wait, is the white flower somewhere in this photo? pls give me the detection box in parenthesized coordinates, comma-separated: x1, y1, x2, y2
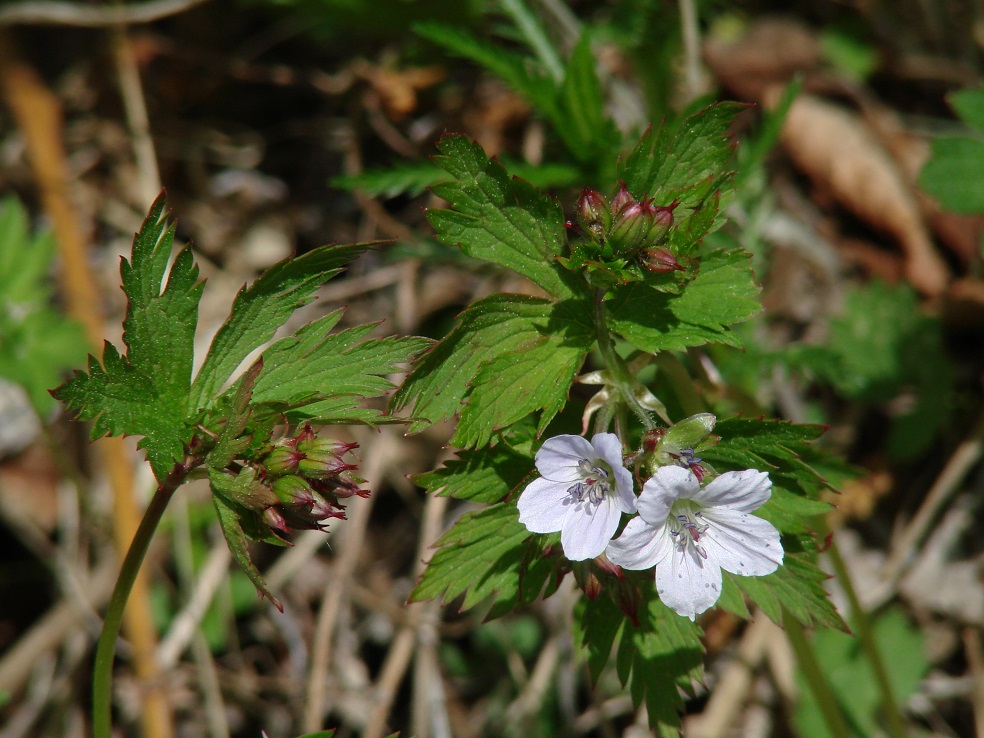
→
(517, 433, 637, 561)
(606, 465, 782, 619)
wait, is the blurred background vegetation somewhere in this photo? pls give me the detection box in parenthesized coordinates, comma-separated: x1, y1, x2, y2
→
(0, 0, 983, 736)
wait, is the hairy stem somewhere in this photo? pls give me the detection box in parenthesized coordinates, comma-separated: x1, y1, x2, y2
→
(92, 460, 192, 738)
(593, 289, 656, 432)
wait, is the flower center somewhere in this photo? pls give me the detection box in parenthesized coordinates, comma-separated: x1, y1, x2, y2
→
(567, 459, 611, 505)
(669, 446, 705, 482)
(668, 501, 709, 559)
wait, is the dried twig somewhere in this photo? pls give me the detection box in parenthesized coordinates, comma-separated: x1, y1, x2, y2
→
(0, 0, 210, 27)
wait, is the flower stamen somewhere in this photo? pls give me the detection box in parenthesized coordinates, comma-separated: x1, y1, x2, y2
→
(669, 508, 709, 559)
(568, 459, 611, 504)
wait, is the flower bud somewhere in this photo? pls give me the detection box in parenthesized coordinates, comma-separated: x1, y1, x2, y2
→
(609, 199, 658, 252)
(272, 474, 316, 506)
(663, 413, 716, 450)
(640, 247, 685, 273)
(262, 444, 303, 475)
(610, 181, 633, 216)
(298, 453, 358, 480)
(576, 188, 611, 242)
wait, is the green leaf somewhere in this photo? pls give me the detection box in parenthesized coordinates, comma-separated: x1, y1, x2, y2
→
(608, 248, 760, 352)
(919, 136, 984, 213)
(582, 588, 704, 736)
(793, 608, 928, 738)
(414, 22, 557, 107)
(189, 243, 368, 411)
(332, 160, 449, 198)
(54, 194, 203, 481)
(392, 294, 593, 443)
(736, 553, 846, 631)
(619, 102, 746, 207)
(428, 135, 578, 299)
(498, 0, 564, 83)
(556, 31, 619, 165)
(250, 310, 431, 423)
(409, 502, 559, 618)
(211, 484, 282, 611)
(950, 86, 984, 131)
(700, 417, 836, 534)
(919, 87, 984, 213)
(414, 444, 534, 503)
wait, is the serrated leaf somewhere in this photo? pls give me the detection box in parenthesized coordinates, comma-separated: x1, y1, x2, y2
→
(452, 314, 593, 447)
(409, 502, 558, 617)
(250, 310, 431, 423)
(207, 361, 262, 469)
(189, 243, 368, 411)
(392, 294, 593, 441)
(700, 417, 835, 533)
(414, 21, 557, 108)
(211, 478, 282, 611)
(556, 31, 619, 165)
(607, 248, 760, 352)
(583, 588, 704, 736)
(428, 135, 578, 299)
(332, 160, 449, 198)
(414, 444, 534, 503)
(54, 194, 203, 481)
(736, 554, 846, 631)
(498, 0, 564, 82)
(619, 102, 746, 206)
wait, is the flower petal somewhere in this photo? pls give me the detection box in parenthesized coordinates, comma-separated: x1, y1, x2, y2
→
(591, 433, 637, 513)
(560, 496, 622, 561)
(701, 508, 783, 576)
(655, 545, 723, 620)
(694, 469, 771, 512)
(517, 477, 571, 534)
(638, 465, 699, 524)
(606, 517, 672, 570)
(535, 435, 596, 482)
(591, 433, 636, 513)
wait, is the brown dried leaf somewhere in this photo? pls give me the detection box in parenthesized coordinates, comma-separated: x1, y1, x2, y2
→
(771, 92, 950, 296)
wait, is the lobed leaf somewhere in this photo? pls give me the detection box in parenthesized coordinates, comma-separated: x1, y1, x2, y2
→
(582, 588, 704, 736)
(55, 194, 203, 481)
(392, 294, 593, 442)
(414, 444, 534, 504)
(409, 502, 560, 618)
(736, 553, 847, 631)
(211, 479, 282, 611)
(607, 248, 760, 352)
(189, 243, 368, 411)
(619, 102, 746, 207)
(428, 135, 578, 299)
(250, 310, 431, 423)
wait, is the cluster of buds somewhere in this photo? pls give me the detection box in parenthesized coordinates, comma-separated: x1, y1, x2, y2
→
(576, 183, 684, 273)
(218, 424, 365, 542)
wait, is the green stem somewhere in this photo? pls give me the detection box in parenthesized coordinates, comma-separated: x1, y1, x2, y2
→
(593, 289, 656, 431)
(826, 538, 909, 738)
(784, 611, 851, 738)
(92, 462, 190, 738)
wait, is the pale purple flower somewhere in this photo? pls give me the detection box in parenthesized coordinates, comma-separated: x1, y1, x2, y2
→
(517, 433, 636, 561)
(606, 465, 782, 619)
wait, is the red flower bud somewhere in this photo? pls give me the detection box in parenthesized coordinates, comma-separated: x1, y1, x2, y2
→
(610, 181, 633, 216)
(576, 188, 611, 242)
(640, 247, 684, 273)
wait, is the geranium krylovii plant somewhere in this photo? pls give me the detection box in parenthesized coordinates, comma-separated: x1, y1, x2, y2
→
(52, 195, 430, 738)
(394, 104, 846, 735)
